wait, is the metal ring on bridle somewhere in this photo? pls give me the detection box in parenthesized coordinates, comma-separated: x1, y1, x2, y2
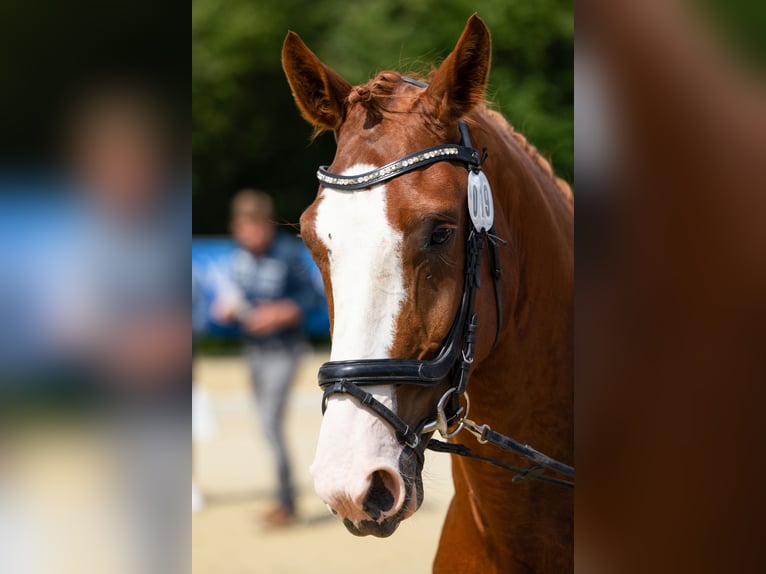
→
(421, 388, 471, 439)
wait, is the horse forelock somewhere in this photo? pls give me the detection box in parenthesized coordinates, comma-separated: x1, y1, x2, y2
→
(341, 71, 460, 140)
(346, 72, 404, 108)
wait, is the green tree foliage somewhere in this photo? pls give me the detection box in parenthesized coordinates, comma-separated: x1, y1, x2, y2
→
(193, 0, 573, 233)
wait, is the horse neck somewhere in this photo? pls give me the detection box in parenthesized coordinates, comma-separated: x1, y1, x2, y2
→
(457, 108, 574, 507)
(467, 105, 573, 421)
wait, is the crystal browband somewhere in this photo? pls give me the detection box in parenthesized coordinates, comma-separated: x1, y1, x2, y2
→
(317, 143, 481, 191)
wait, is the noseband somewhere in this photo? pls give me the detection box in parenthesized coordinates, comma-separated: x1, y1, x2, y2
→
(315, 96, 574, 487)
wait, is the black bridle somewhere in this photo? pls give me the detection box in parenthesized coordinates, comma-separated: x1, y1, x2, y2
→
(315, 104, 574, 488)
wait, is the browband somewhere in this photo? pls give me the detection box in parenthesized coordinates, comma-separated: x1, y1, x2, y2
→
(317, 144, 481, 191)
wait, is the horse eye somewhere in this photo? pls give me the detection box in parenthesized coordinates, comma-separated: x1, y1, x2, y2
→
(429, 227, 453, 246)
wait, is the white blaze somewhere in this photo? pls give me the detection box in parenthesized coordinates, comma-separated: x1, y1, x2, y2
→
(310, 164, 407, 520)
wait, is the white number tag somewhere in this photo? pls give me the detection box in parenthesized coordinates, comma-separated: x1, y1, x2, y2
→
(467, 171, 494, 232)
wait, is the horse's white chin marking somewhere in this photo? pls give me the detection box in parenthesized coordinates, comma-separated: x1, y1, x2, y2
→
(310, 164, 407, 520)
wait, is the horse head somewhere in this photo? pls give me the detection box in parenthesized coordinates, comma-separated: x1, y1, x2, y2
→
(282, 15, 497, 537)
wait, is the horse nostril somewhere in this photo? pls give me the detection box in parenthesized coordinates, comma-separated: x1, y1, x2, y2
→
(362, 469, 398, 520)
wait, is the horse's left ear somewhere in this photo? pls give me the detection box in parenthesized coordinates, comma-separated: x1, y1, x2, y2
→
(424, 14, 491, 122)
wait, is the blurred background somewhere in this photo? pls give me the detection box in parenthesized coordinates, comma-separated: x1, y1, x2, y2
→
(0, 2, 188, 574)
(577, 2, 766, 574)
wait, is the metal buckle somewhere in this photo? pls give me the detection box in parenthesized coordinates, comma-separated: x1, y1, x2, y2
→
(421, 388, 471, 439)
(462, 418, 490, 444)
(404, 432, 420, 449)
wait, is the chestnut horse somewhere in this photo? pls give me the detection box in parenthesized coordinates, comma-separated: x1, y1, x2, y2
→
(282, 15, 573, 573)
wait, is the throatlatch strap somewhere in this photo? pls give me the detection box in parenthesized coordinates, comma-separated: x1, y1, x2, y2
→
(486, 226, 504, 349)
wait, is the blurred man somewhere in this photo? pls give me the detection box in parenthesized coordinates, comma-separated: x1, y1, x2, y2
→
(213, 189, 315, 526)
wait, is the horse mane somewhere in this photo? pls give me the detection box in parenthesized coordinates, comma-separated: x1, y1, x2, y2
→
(344, 71, 572, 200)
(480, 107, 573, 202)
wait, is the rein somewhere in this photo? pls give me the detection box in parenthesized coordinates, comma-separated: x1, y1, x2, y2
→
(316, 109, 574, 488)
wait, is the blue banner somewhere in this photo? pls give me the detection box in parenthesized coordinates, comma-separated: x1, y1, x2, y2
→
(192, 237, 330, 338)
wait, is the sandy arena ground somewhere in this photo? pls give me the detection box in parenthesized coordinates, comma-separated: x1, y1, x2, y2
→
(193, 352, 454, 574)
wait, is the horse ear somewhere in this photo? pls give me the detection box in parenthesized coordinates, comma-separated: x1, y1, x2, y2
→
(424, 14, 491, 122)
(282, 31, 352, 132)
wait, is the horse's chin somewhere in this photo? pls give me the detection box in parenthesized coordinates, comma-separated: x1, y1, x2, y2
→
(342, 491, 422, 537)
(343, 517, 400, 538)
(342, 469, 424, 537)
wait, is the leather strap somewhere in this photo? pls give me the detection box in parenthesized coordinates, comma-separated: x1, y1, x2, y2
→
(486, 227, 504, 349)
(322, 381, 421, 449)
(427, 439, 573, 488)
(318, 144, 481, 191)
(474, 425, 574, 477)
